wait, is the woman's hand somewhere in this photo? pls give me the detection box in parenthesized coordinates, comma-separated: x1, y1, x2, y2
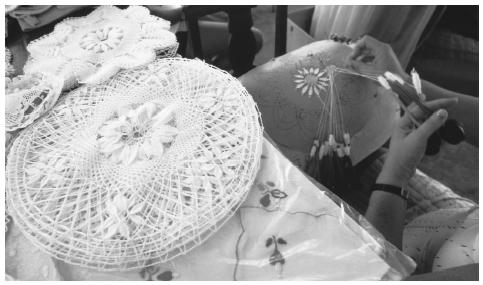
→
(347, 35, 478, 147)
(377, 98, 458, 187)
(346, 35, 408, 79)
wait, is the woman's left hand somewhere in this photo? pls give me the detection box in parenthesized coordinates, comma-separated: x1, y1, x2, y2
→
(377, 97, 458, 187)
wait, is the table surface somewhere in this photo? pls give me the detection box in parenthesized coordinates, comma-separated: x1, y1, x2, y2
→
(5, 136, 415, 280)
(5, 8, 415, 280)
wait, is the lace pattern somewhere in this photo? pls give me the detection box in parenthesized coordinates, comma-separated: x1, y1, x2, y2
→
(5, 72, 63, 132)
(23, 5, 178, 90)
(6, 58, 263, 271)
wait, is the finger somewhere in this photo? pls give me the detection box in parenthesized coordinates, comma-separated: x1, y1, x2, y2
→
(348, 41, 367, 60)
(413, 109, 448, 140)
(396, 102, 418, 138)
(397, 98, 458, 131)
(345, 59, 384, 74)
(407, 98, 458, 121)
(354, 58, 387, 71)
(349, 35, 388, 60)
(345, 59, 362, 72)
(348, 35, 376, 59)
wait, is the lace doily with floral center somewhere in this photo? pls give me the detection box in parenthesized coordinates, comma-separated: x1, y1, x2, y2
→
(23, 5, 178, 90)
(5, 72, 63, 132)
(6, 58, 263, 271)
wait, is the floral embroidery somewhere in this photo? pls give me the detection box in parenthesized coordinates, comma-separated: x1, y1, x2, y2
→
(140, 265, 177, 281)
(198, 86, 240, 115)
(79, 26, 124, 53)
(25, 155, 69, 187)
(257, 181, 288, 208)
(266, 235, 287, 278)
(100, 193, 144, 239)
(97, 102, 178, 165)
(294, 67, 329, 98)
(184, 145, 239, 190)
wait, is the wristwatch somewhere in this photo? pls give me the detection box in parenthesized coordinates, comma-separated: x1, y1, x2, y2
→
(372, 183, 409, 200)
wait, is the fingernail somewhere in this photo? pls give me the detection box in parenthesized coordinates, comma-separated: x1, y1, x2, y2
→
(435, 109, 447, 120)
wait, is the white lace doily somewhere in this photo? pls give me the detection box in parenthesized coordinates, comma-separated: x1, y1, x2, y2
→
(6, 58, 263, 271)
(23, 5, 178, 90)
(5, 72, 63, 132)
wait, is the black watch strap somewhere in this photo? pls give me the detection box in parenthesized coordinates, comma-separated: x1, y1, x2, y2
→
(372, 183, 409, 200)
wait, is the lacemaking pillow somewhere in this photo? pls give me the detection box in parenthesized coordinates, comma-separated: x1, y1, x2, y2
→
(6, 58, 263, 271)
(240, 40, 399, 165)
(23, 5, 178, 90)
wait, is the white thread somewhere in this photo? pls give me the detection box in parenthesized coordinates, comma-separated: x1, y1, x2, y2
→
(6, 58, 264, 271)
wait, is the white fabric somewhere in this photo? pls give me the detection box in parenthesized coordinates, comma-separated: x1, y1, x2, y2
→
(6, 138, 415, 280)
(6, 58, 263, 271)
(310, 5, 436, 67)
(23, 5, 178, 90)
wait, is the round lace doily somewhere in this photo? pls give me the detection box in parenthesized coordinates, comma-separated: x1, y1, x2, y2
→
(6, 58, 263, 271)
(5, 72, 63, 132)
(23, 5, 178, 90)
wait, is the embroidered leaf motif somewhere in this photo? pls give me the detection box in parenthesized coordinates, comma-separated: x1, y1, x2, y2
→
(140, 265, 160, 281)
(157, 270, 173, 281)
(266, 181, 275, 187)
(256, 183, 266, 192)
(260, 194, 271, 207)
(270, 189, 288, 199)
(277, 238, 287, 245)
(265, 237, 273, 247)
(269, 249, 285, 265)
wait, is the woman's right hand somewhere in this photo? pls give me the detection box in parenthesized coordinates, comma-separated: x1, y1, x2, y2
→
(345, 35, 408, 80)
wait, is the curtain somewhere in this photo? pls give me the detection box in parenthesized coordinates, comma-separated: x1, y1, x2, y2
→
(310, 5, 436, 68)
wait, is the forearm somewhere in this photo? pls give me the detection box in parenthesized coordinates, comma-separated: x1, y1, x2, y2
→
(365, 191, 406, 249)
(364, 167, 407, 249)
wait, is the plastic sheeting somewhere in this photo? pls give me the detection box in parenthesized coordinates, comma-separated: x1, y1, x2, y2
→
(5, 137, 415, 280)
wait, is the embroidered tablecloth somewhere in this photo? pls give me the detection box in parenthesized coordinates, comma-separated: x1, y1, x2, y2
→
(5, 137, 415, 280)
